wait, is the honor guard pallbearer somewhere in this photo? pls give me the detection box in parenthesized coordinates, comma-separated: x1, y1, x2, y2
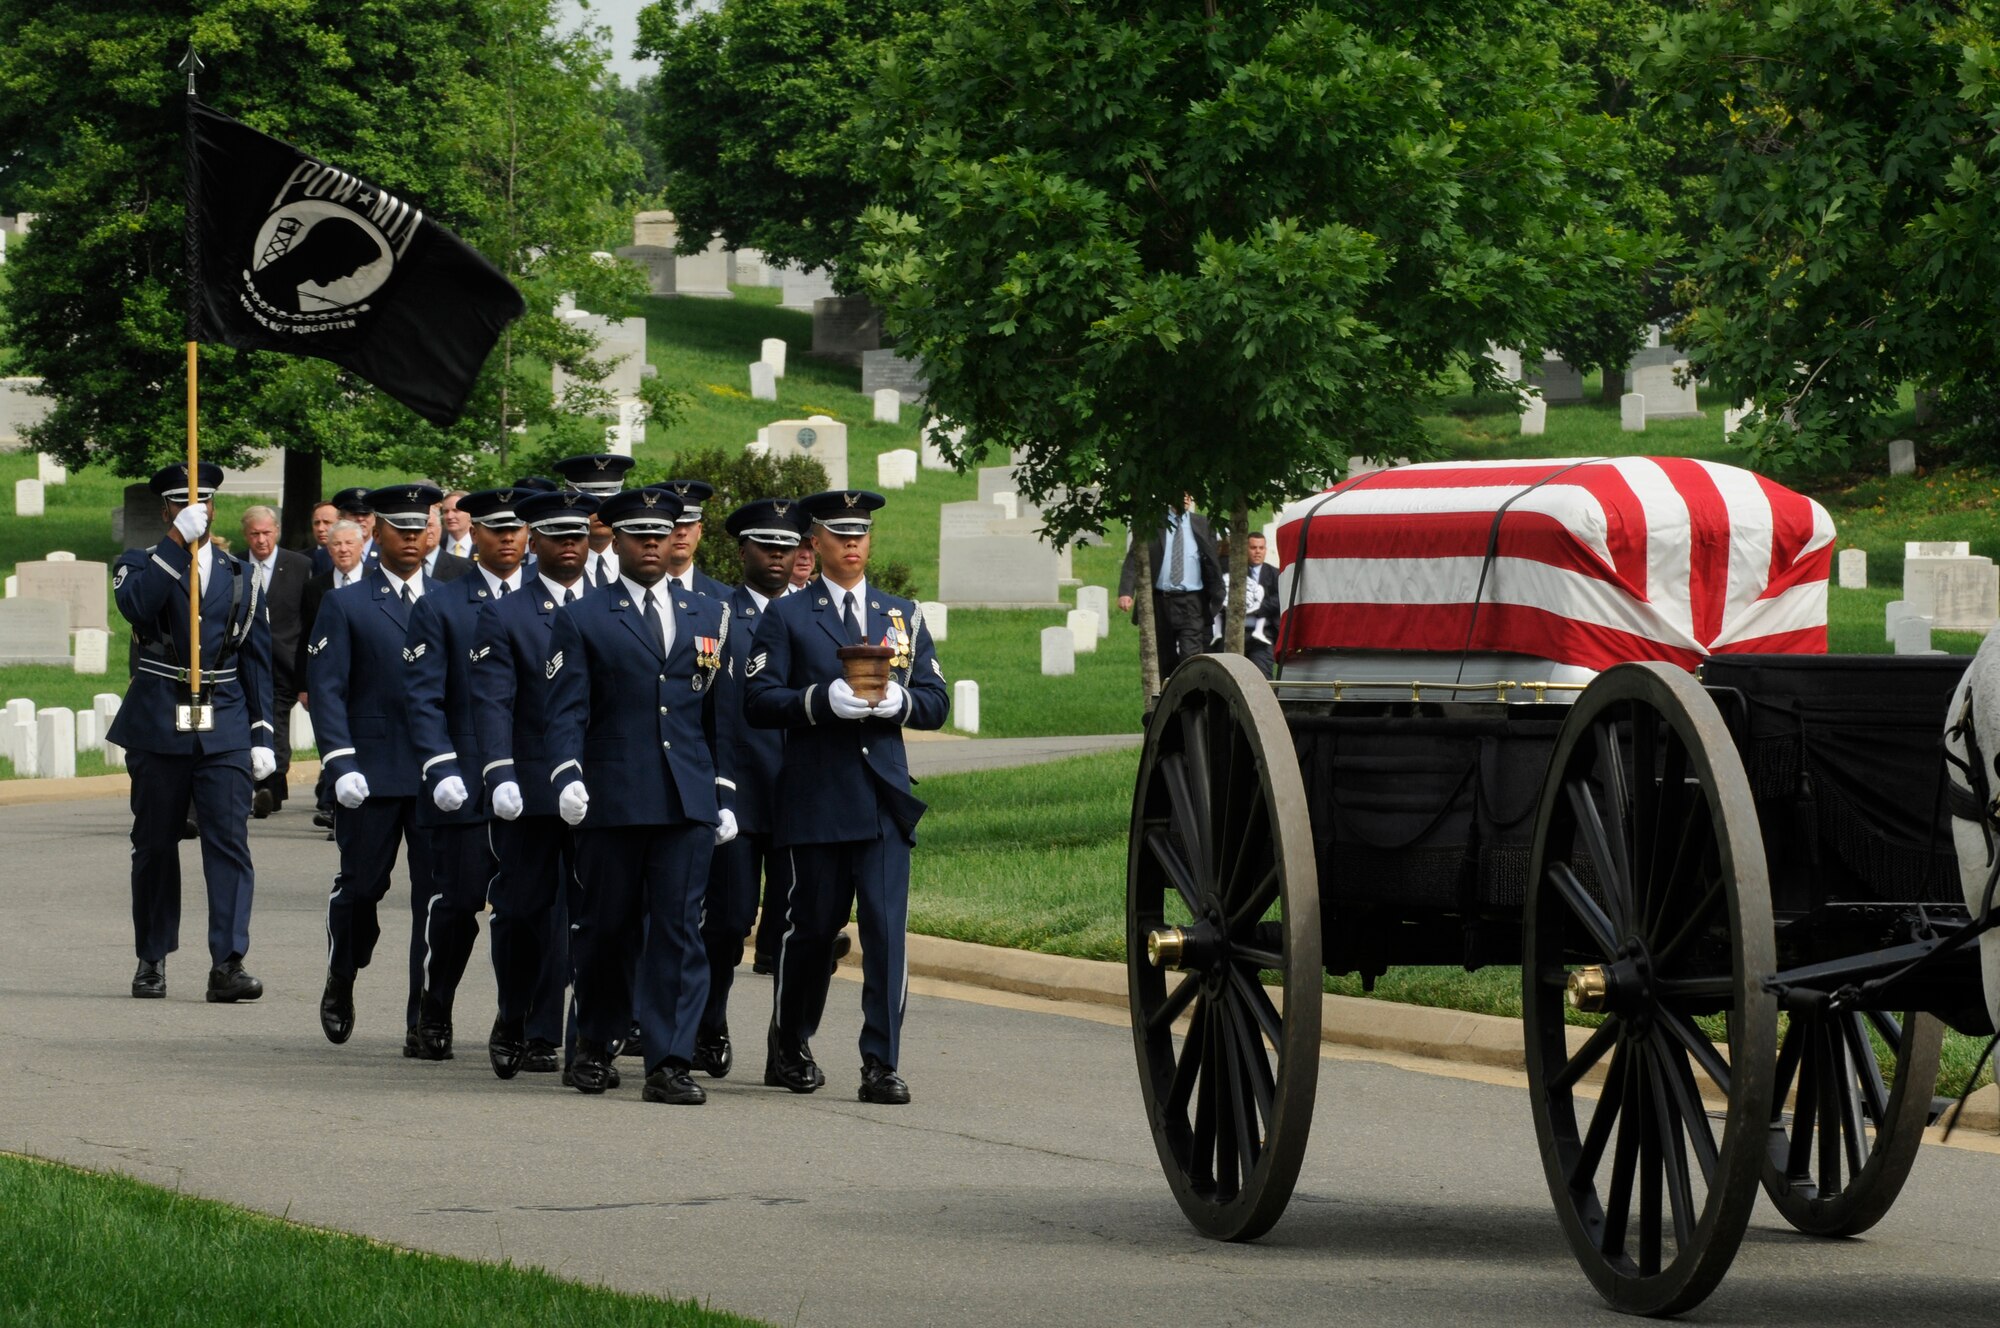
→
(309, 483, 444, 1051)
(112, 462, 274, 1003)
(544, 487, 740, 1104)
(646, 478, 733, 600)
(692, 497, 811, 1077)
(473, 489, 602, 1081)
(744, 489, 949, 1103)
(403, 487, 530, 1060)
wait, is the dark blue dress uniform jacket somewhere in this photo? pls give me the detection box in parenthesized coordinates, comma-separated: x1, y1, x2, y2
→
(720, 584, 786, 836)
(544, 584, 737, 828)
(305, 567, 438, 797)
(743, 579, 949, 847)
(404, 572, 506, 825)
(471, 580, 570, 819)
(107, 538, 274, 755)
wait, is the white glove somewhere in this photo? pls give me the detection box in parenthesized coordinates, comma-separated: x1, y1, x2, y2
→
(249, 746, 276, 781)
(714, 807, 738, 846)
(334, 771, 370, 808)
(558, 781, 590, 827)
(872, 681, 907, 720)
(173, 504, 209, 544)
(828, 677, 875, 720)
(432, 774, 467, 812)
(492, 781, 524, 822)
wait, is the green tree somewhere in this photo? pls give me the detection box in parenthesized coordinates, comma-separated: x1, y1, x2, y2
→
(634, 0, 934, 274)
(0, 1, 662, 529)
(859, 0, 1650, 691)
(603, 73, 668, 201)
(1639, 1, 1992, 470)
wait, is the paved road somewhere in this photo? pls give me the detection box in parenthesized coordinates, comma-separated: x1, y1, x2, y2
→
(4, 784, 1998, 1326)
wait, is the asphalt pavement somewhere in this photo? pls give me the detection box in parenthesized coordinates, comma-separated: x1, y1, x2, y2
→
(4, 753, 1999, 1326)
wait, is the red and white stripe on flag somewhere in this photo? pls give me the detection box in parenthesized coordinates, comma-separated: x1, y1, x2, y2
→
(1272, 457, 1833, 671)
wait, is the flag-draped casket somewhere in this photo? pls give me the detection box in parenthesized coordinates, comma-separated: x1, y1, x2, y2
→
(1273, 457, 1834, 672)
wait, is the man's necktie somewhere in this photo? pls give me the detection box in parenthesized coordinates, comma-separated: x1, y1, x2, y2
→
(496, 580, 510, 597)
(1167, 514, 1186, 591)
(562, 587, 576, 606)
(639, 589, 663, 653)
(842, 590, 864, 645)
(401, 584, 413, 606)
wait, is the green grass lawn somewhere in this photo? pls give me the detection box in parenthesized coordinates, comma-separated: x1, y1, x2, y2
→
(0, 1152, 760, 1327)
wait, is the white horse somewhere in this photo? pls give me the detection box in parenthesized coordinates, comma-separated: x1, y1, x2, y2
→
(1943, 629, 2000, 1034)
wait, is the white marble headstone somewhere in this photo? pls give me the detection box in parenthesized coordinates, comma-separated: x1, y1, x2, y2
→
(1519, 396, 1546, 437)
(93, 693, 121, 737)
(1620, 393, 1646, 432)
(72, 627, 108, 675)
(8, 716, 37, 776)
(1836, 548, 1867, 590)
(36, 453, 65, 485)
(760, 338, 787, 378)
(1906, 541, 1969, 559)
(75, 709, 100, 753)
(920, 421, 962, 471)
(16, 559, 109, 631)
(952, 679, 980, 733)
(15, 477, 44, 516)
(877, 449, 918, 490)
(993, 492, 1019, 520)
(1067, 609, 1099, 654)
(3, 576, 14, 598)
(1076, 585, 1111, 637)
(36, 707, 74, 779)
(872, 388, 901, 424)
(1040, 625, 1075, 676)
(761, 418, 847, 489)
(1893, 615, 1934, 655)
(919, 601, 947, 642)
(45, 551, 75, 562)
(749, 361, 777, 401)
(1885, 599, 1913, 642)
(1889, 438, 1916, 476)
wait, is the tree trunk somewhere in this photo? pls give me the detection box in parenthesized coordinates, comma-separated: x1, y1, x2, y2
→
(280, 449, 323, 552)
(1600, 365, 1625, 403)
(1223, 495, 1249, 655)
(1135, 546, 1161, 713)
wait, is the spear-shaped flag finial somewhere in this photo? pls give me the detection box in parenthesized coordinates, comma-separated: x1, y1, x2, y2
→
(178, 43, 204, 98)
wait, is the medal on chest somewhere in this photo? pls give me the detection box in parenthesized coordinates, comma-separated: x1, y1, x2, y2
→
(887, 608, 911, 673)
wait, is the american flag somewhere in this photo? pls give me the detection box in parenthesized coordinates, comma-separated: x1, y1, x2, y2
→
(1273, 457, 1834, 672)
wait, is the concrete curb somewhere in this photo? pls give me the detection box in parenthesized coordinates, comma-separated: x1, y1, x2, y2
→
(901, 933, 2000, 1134)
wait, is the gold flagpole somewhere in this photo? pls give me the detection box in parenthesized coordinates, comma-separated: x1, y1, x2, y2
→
(186, 339, 202, 694)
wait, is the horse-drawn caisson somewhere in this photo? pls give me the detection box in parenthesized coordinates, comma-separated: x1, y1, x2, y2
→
(1124, 457, 1999, 1315)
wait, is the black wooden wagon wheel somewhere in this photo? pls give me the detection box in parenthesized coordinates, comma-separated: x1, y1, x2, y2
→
(1128, 652, 1322, 1241)
(1524, 662, 1776, 1317)
(1761, 1005, 1943, 1237)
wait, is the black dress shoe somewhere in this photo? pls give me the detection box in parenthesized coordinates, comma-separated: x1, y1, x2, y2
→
(643, 1062, 707, 1105)
(131, 959, 165, 1000)
(205, 959, 263, 1003)
(522, 1038, 560, 1073)
(488, 1018, 526, 1079)
(319, 972, 355, 1044)
(764, 1026, 822, 1094)
(251, 788, 274, 819)
(312, 809, 334, 829)
(181, 817, 199, 841)
(403, 1027, 421, 1058)
(415, 995, 453, 1061)
(858, 1053, 911, 1105)
(693, 1028, 732, 1078)
(621, 1021, 644, 1063)
(561, 1059, 620, 1090)
(751, 950, 775, 976)
(832, 929, 853, 967)
(567, 1042, 615, 1094)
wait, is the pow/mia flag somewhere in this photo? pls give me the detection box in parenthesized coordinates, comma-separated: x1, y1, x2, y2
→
(186, 99, 525, 426)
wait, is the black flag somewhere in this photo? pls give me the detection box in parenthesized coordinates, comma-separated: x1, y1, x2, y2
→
(186, 99, 525, 426)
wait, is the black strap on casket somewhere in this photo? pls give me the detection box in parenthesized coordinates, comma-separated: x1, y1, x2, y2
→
(1453, 457, 1605, 685)
(1274, 466, 1403, 679)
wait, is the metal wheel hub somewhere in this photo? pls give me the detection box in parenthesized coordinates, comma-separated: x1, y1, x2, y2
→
(1566, 944, 1654, 1017)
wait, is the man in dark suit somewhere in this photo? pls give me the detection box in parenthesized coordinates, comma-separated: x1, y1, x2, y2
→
(693, 497, 807, 1078)
(1242, 531, 1281, 677)
(240, 505, 311, 815)
(475, 489, 598, 1082)
(308, 484, 443, 1052)
(745, 489, 950, 1104)
(308, 500, 339, 577)
(649, 478, 733, 600)
(110, 462, 274, 1004)
(404, 487, 529, 1060)
(1117, 496, 1223, 683)
(422, 506, 475, 583)
(545, 486, 738, 1105)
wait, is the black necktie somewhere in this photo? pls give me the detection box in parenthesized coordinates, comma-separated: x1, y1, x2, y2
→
(842, 591, 863, 645)
(496, 580, 510, 597)
(639, 590, 663, 653)
(562, 587, 576, 606)
(400, 583, 413, 606)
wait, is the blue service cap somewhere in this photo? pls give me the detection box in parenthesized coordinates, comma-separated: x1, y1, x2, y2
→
(513, 475, 561, 494)
(599, 486, 686, 536)
(150, 461, 224, 503)
(458, 487, 528, 529)
(330, 485, 373, 514)
(648, 478, 714, 524)
(553, 453, 636, 496)
(725, 497, 808, 548)
(366, 482, 444, 531)
(516, 489, 599, 538)
(797, 488, 886, 537)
